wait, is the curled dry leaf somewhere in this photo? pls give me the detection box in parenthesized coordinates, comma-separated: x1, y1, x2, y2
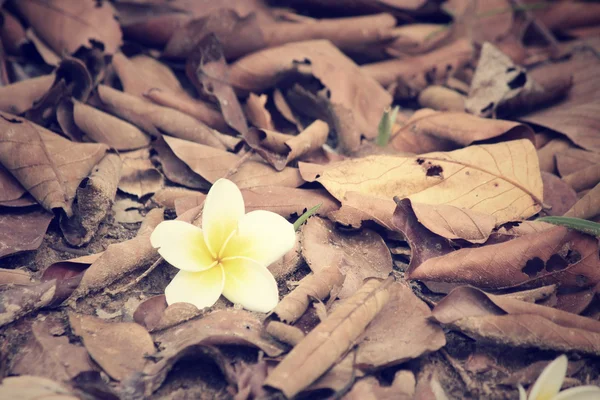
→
(0, 75, 53, 114)
(133, 294, 202, 332)
(245, 93, 274, 130)
(135, 309, 284, 396)
(266, 321, 305, 347)
(0, 113, 108, 216)
(118, 148, 164, 198)
(245, 120, 329, 171)
(355, 282, 445, 369)
(14, 0, 122, 56)
(60, 153, 122, 246)
(541, 171, 577, 217)
(410, 225, 600, 290)
(389, 110, 534, 154)
(344, 370, 416, 400)
(418, 85, 465, 112)
(69, 313, 155, 381)
(537, 138, 572, 174)
(304, 350, 363, 395)
(0, 268, 32, 286)
(229, 40, 392, 152)
(152, 136, 210, 190)
(562, 164, 600, 192)
(271, 265, 344, 324)
(264, 278, 392, 398)
(162, 135, 304, 188)
(0, 164, 27, 205)
(301, 139, 544, 226)
(0, 206, 53, 258)
(556, 148, 600, 177)
(300, 217, 393, 298)
(564, 182, 600, 220)
(432, 286, 600, 355)
(0, 376, 78, 400)
(11, 318, 94, 381)
(151, 187, 203, 210)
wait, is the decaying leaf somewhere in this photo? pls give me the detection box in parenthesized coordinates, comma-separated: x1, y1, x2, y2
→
(0, 206, 53, 258)
(69, 313, 155, 381)
(556, 148, 600, 177)
(301, 217, 393, 298)
(327, 191, 396, 230)
(271, 265, 344, 324)
(11, 318, 94, 381)
(301, 139, 544, 225)
(245, 93, 274, 130)
(432, 286, 600, 355)
(564, 182, 600, 220)
(0, 113, 108, 216)
(133, 294, 202, 332)
(264, 278, 392, 398)
(0, 376, 78, 399)
(541, 171, 578, 217)
(0, 75, 54, 114)
(0, 281, 56, 328)
(118, 148, 164, 198)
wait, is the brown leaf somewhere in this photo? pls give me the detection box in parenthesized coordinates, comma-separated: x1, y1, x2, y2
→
(0, 75, 53, 114)
(417, 85, 465, 112)
(355, 282, 445, 369)
(229, 40, 392, 152)
(301, 217, 393, 298)
(541, 171, 577, 216)
(11, 318, 94, 381)
(162, 135, 304, 188)
(233, 359, 270, 400)
(60, 153, 122, 246)
(564, 182, 600, 220)
(0, 113, 108, 216)
(389, 110, 534, 154)
(556, 148, 600, 177)
(0, 280, 55, 328)
(386, 23, 451, 56)
(112, 199, 144, 224)
(271, 265, 344, 324)
(0, 376, 78, 399)
(245, 93, 274, 130)
(0, 163, 27, 205)
(0, 268, 32, 285)
(246, 120, 329, 171)
(562, 163, 600, 192)
(187, 33, 248, 134)
(537, 138, 572, 174)
(0, 10, 27, 55)
(264, 278, 392, 398)
(151, 187, 203, 210)
(15, 0, 122, 56)
(152, 136, 210, 190)
(302, 140, 544, 225)
(266, 321, 305, 347)
(0, 206, 53, 258)
(432, 286, 600, 355)
(344, 370, 415, 400)
(409, 225, 600, 290)
(69, 313, 155, 381)
(328, 191, 396, 230)
(133, 294, 202, 332)
(118, 148, 164, 198)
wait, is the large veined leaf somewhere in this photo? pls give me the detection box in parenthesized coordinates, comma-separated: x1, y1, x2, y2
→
(300, 139, 543, 225)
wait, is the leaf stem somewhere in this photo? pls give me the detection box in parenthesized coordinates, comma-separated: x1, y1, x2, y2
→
(293, 204, 322, 231)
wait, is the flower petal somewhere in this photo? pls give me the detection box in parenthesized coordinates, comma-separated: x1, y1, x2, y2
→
(150, 220, 215, 272)
(221, 210, 296, 266)
(221, 257, 279, 312)
(203, 179, 245, 257)
(528, 355, 568, 400)
(553, 386, 600, 400)
(164, 266, 225, 309)
(518, 385, 527, 400)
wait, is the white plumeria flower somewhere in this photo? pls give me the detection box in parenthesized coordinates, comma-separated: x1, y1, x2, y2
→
(150, 179, 296, 313)
(519, 355, 600, 400)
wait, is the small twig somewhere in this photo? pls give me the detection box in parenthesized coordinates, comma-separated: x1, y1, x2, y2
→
(223, 148, 254, 180)
(106, 256, 163, 296)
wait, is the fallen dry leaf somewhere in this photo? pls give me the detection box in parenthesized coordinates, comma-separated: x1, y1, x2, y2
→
(327, 191, 396, 230)
(246, 120, 329, 171)
(0, 75, 53, 114)
(15, 0, 122, 58)
(229, 40, 391, 152)
(0, 376, 78, 400)
(0, 268, 32, 286)
(266, 321, 305, 347)
(152, 136, 210, 190)
(271, 265, 344, 324)
(301, 217, 393, 298)
(302, 139, 543, 225)
(245, 93, 274, 130)
(355, 282, 445, 369)
(11, 318, 94, 382)
(344, 370, 415, 400)
(264, 278, 392, 398)
(418, 85, 466, 112)
(133, 294, 202, 332)
(112, 198, 145, 224)
(69, 313, 155, 381)
(0, 280, 56, 327)
(556, 148, 600, 177)
(0, 113, 108, 216)
(562, 163, 600, 192)
(564, 182, 600, 220)
(541, 171, 578, 217)
(537, 138, 572, 174)
(118, 148, 164, 198)
(0, 206, 53, 258)
(432, 286, 600, 355)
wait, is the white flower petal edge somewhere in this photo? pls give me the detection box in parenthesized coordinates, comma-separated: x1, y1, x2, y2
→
(221, 257, 279, 313)
(165, 266, 225, 309)
(221, 210, 296, 266)
(150, 220, 215, 272)
(202, 179, 245, 258)
(528, 355, 568, 400)
(553, 386, 600, 400)
(518, 385, 528, 400)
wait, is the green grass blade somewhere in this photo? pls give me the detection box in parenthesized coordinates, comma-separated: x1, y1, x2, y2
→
(376, 106, 399, 147)
(536, 216, 600, 237)
(293, 204, 322, 231)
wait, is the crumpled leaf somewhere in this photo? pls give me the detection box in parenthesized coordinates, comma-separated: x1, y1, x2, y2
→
(271, 265, 344, 324)
(0, 376, 78, 400)
(389, 110, 534, 154)
(564, 182, 600, 220)
(541, 171, 577, 217)
(229, 40, 392, 152)
(15, 0, 122, 57)
(0, 206, 53, 258)
(301, 139, 544, 226)
(432, 286, 600, 355)
(246, 120, 329, 171)
(245, 93, 274, 130)
(410, 225, 600, 290)
(0, 113, 108, 216)
(264, 278, 392, 398)
(11, 318, 94, 381)
(301, 217, 393, 298)
(69, 313, 155, 381)
(118, 148, 164, 198)
(133, 294, 202, 332)
(0, 75, 53, 115)
(355, 282, 446, 369)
